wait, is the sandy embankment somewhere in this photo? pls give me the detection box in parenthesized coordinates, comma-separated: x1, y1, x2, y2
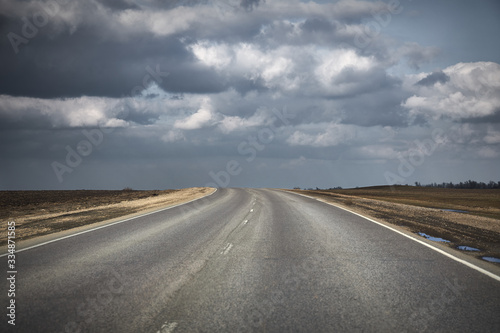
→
(1, 187, 215, 245)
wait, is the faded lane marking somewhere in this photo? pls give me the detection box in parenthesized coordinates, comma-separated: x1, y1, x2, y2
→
(157, 321, 177, 333)
(221, 243, 233, 255)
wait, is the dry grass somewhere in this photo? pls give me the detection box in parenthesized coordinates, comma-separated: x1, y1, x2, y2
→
(314, 185, 500, 220)
(0, 187, 214, 245)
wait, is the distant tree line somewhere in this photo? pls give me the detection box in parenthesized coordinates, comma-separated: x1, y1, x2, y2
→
(294, 186, 343, 190)
(294, 181, 500, 190)
(414, 180, 500, 189)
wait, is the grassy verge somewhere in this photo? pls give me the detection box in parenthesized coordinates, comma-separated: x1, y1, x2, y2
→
(307, 185, 500, 220)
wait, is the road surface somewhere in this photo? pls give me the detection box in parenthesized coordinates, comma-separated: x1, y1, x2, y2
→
(2, 188, 500, 332)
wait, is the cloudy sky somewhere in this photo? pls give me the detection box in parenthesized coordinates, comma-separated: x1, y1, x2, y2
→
(1, 0, 500, 190)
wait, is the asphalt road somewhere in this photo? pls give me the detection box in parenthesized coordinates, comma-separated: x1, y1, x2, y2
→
(2, 188, 500, 332)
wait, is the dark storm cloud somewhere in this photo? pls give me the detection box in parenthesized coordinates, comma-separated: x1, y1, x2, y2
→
(96, 0, 140, 10)
(0, 0, 398, 98)
(339, 89, 409, 127)
(240, 0, 262, 11)
(460, 111, 500, 124)
(138, 0, 212, 10)
(1, 0, 500, 190)
(416, 70, 450, 86)
(0, 108, 54, 130)
(0, 0, 290, 99)
(0, 20, 226, 98)
(300, 17, 337, 33)
(328, 67, 398, 99)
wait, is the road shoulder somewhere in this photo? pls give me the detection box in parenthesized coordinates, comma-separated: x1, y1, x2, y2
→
(282, 189, 500, 280)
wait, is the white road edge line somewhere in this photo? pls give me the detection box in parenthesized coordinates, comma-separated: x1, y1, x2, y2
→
(0, 188, 218, 258)
(287, 190, 500, 282)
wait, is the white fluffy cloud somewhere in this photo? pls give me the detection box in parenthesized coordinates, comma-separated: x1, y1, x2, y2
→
(287, 123, 357, 147)
(174, 99, 215, 130)
(218, 107, 273, 133)
(315, 49, 373, 83)
(118, 6, 199, 36)
(190, 41, 234, 70)
(0, 95, 126, 128)
(402, 62, 500, 121)
(190, 40, 379, 97)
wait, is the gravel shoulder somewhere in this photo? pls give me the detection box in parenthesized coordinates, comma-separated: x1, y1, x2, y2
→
(1, 187, 215, 246)
(287, 188, 500, 263)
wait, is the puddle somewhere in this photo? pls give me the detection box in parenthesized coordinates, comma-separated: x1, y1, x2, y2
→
(457, 246, 480, 252)
(417, 232, 450, 243)
(482, 257, 500, 263)
(440, 208, 468, 213)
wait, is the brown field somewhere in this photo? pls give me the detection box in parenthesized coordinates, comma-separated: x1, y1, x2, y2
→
(0, 188, 214, 246)
(317, 185, 500, 220)
(289, 186, 500, 262)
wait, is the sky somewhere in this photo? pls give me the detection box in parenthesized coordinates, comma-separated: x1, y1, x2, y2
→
(1, 0, 500, 190)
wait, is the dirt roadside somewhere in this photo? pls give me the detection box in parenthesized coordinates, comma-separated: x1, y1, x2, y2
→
(0, 188, 215, 246)
(287, 189, 500, 264)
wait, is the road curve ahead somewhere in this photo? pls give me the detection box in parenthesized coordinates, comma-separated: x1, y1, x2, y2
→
(2, 188, 500, 332)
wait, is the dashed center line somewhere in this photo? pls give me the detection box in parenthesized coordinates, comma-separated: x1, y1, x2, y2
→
(250, 209, 254, 212)
(157, 321, 177, 333)
(243, 220, 249, 225)
(221, 243, 233, 255)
